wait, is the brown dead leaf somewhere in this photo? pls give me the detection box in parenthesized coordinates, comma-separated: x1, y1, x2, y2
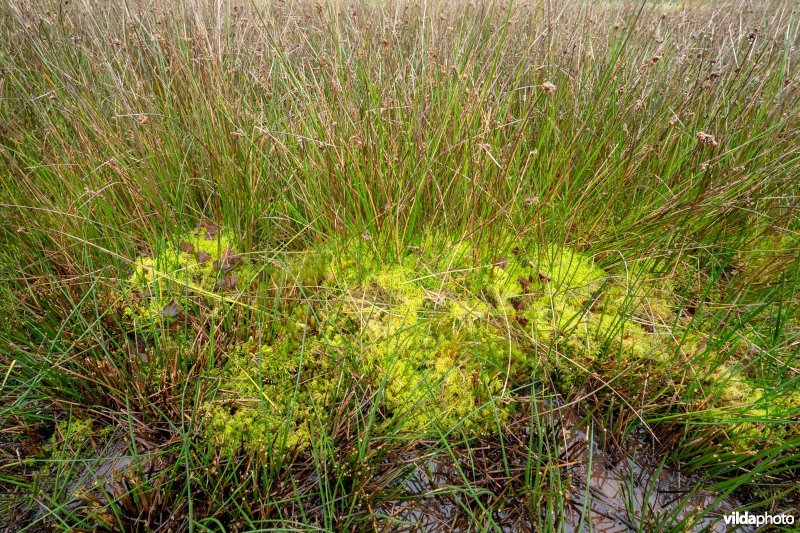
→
(215, 247, 240, 273)
(216, 276, 238, 290)
(160, 300, 180, 319)
(195, 220, 220, 240)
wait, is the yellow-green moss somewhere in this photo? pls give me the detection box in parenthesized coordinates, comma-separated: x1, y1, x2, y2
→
(125, 226, 254, 324)
(48, 418, 94, 454)
(201, 238, 688, 449)
(475, 246, 673, 390)
(120, 230, 797, 459)
(35, 418, 115, 492)
(703, 365, 800, 453)
(331, 259, 518, 435)
(203, 336, 339, 457)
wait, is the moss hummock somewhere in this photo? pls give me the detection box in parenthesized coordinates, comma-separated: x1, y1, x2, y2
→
(122, 229, 795, 460)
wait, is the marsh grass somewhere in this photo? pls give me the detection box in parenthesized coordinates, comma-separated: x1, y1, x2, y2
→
(1, 0, 799, 530)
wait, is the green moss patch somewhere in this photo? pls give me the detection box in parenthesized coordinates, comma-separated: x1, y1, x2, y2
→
(203, 335, 341, 456)
(124, 221, 256, 325)
(123, 230, 797, 461)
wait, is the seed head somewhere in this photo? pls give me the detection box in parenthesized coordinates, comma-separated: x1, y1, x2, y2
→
(696, 131, 718, 146)
(541, 81, 556, 94)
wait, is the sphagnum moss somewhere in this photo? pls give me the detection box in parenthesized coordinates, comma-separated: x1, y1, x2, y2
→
(125, 222, 255, 325)
(122, 231, 781, 458)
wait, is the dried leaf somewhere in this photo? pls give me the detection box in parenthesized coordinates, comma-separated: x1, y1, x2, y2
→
(127, 334, 149, 363)
(216, 276, 238, 290)
(194, 220, 220, 240)
(215, 247, 240, 273)
(179, 241, 194, 254)
(195, 251, 211, 264)
(204, 224, 220, 240)
(160, 300, 180, 318)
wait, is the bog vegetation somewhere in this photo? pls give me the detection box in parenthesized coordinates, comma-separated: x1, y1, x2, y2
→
(0, 0, 798, 530)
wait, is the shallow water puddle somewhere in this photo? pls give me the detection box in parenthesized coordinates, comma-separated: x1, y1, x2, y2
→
(560, 420, 742, 532)
(376, 404, 748, 532)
